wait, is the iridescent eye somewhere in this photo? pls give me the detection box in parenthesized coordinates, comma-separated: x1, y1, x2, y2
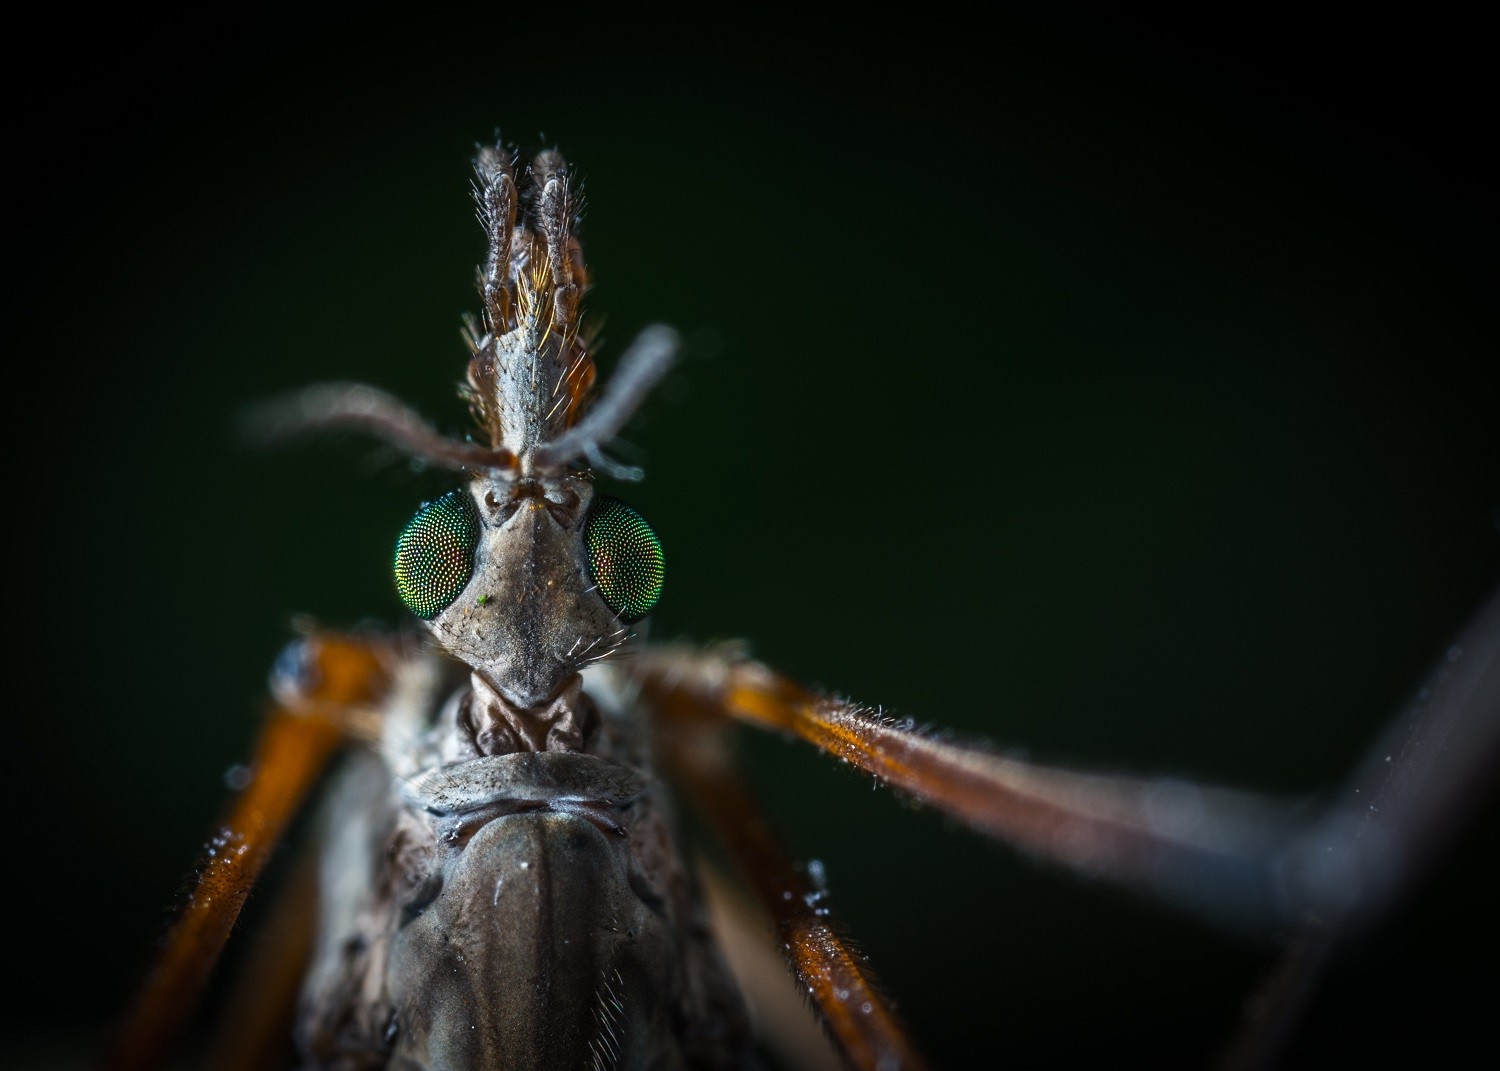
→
(585, 496, 665, 623)
(393, 490, 479, 619)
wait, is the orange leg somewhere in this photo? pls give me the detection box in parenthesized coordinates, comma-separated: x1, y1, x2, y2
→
(649, 679, 929, 1071)
(104, 632, 393, 1071)
(198, 835, 320, 1071)
(635, 645, 1305, 935)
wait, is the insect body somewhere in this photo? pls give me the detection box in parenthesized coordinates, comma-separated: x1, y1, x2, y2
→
(110, 144, 750, 1071)
(285, 146, 740, 1068)
(106, 142, 1500, 1071)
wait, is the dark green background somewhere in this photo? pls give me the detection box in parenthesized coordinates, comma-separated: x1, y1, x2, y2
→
(11, 15, 1497, 1071)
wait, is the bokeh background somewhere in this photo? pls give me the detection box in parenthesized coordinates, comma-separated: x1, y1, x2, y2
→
(10, 14, 1497, 1070)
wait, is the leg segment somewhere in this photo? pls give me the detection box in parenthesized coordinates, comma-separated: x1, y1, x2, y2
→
(639, 583, 1500, 1063)
(648, 679, 929, 1071)
(104, 631, 395, 1071)
(697, 866, 844, 1071)
(198, 837, 321, 1071)
(635, 645, 1305, 934)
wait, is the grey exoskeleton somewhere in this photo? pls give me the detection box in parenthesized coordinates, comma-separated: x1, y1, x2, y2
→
(287, 147, 751, 1069)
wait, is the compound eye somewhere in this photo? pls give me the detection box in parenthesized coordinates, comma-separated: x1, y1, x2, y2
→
(585, 496, 665, 623)
(394, 490, 480, 619)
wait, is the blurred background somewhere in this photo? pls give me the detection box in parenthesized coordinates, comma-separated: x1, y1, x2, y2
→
(9, 13, 1497, 1070)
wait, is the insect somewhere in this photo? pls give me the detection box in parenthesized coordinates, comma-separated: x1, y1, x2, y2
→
(101, 140, 1499, 1071)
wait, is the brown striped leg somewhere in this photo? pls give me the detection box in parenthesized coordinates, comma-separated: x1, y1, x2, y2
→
(103, 631, 394, 1071)
(697, 865, 844, 1071)
(648, 677, 929, 1071)
(198, 836, 320, 1071)
(634, 645, 1309, 936)
(638, 585, 1500, 1012)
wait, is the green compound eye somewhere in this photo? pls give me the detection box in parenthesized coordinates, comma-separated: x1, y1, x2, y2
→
(393, 490, 479, 619)
(585, 496, 665, 623)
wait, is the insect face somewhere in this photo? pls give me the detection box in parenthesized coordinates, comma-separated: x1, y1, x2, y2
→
(394, 469, 665, 748)
(413, 475, 618, 705)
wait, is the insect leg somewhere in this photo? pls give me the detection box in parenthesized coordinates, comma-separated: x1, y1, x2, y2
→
(634, 645, 1311, 936)
(638, 583, 1500, 947)
(104, 631, 395, 1071)
(696, 865, 845, 1071)
(197, 834, 320, 1071)
(646, 677, 930, 1071)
